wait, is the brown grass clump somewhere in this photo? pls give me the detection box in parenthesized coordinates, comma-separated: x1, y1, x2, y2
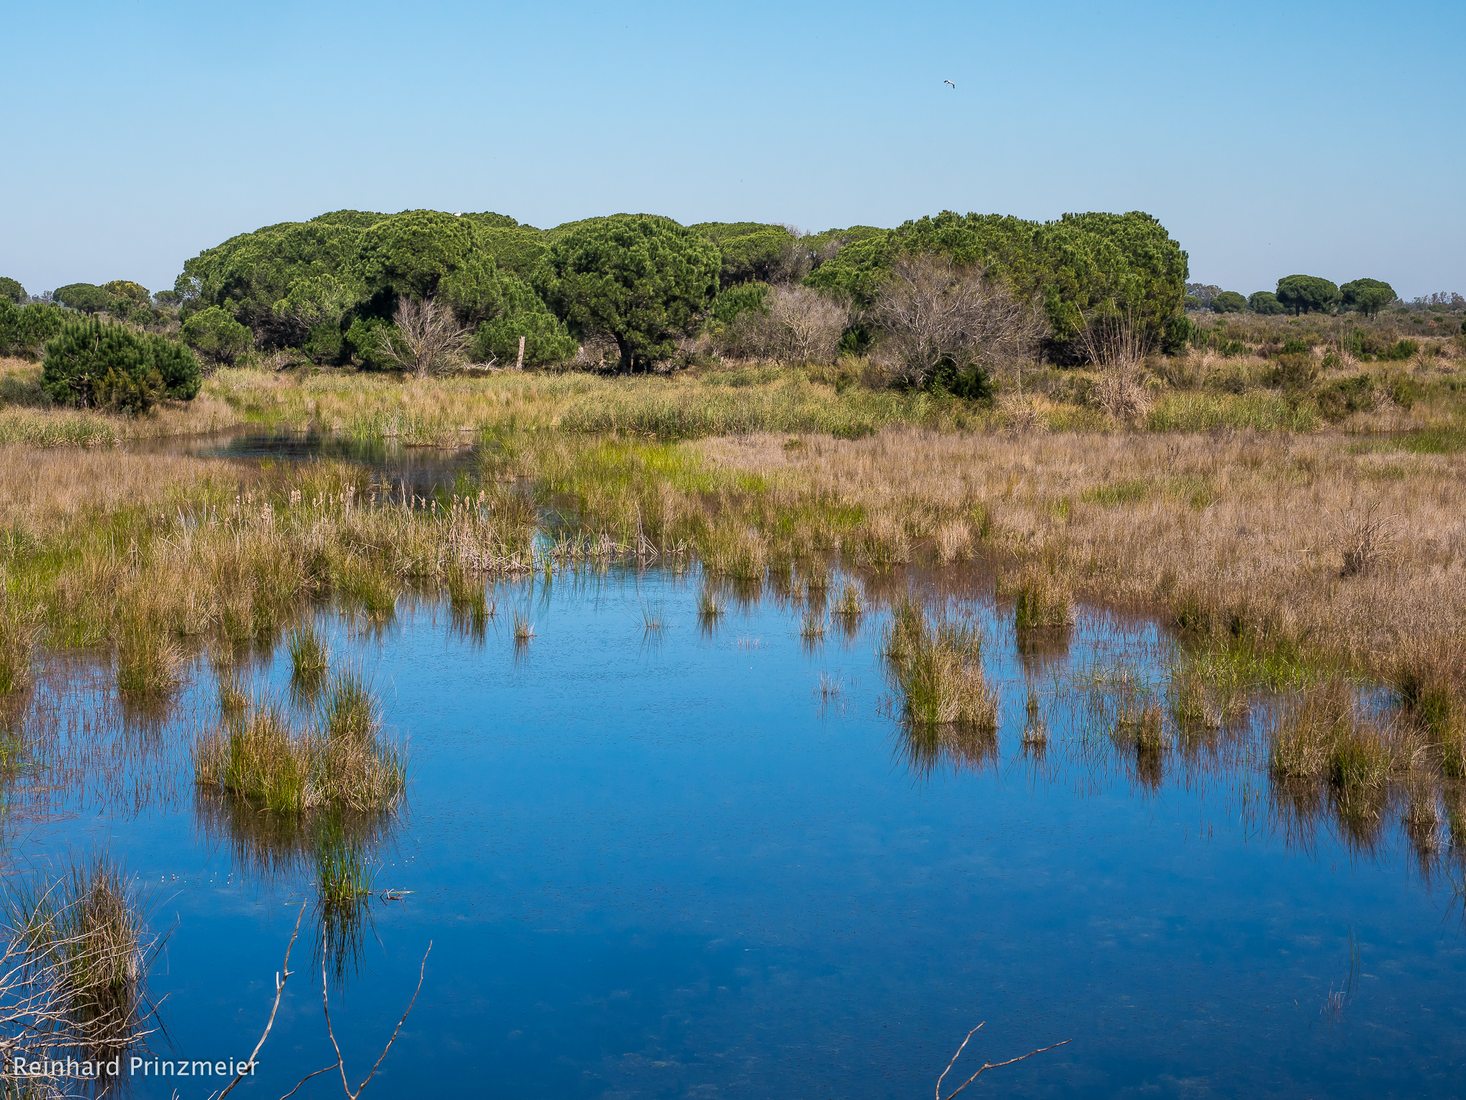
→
(1001, 565, 1074, 630)
(3, 858, 155, 1062)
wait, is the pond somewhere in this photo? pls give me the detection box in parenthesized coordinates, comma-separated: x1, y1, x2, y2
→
(5, 434, 1465, 1098)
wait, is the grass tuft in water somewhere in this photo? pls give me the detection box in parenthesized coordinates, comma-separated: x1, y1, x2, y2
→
(884, 602, 997, 733)
(1005, 566, 1074, 630)
(286, 623, 329, 696)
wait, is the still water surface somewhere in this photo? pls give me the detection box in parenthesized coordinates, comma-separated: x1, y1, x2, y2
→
(8, 436, 1465, 1097)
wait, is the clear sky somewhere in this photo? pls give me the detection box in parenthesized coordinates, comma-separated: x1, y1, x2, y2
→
(3, 0, 1462, 298)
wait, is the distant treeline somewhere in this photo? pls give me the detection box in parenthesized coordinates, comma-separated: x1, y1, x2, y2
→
(0, 209, 1190, 378)
(1187, 278, 1465, 318)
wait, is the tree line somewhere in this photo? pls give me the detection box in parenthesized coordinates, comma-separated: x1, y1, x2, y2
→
(1188, 276, 1401, 317)
(3, 207, 1191, 408)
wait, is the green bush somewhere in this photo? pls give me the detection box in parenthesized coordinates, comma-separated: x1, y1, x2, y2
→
(42, 319, 200, 413)
(181, 305, 253, 365)
(0, 301, 67, 359)
(0, 277, 25, 304)
(1267, 352, 1318, 392)
(710, 282, 770, 327)
(471, 308, 577, 366)
(1316, 374, 1377, 421)
(1212, 290, 1247, 313)
(1379, 338, 1418, 362)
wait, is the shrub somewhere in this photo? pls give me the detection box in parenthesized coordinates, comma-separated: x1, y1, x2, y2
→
(181, 305, 253, 365)
(42, 319, 201, 413)
(1211, 290, 1247, 313)
(870, 253, 1040, 396)
(471, 307, 577, 366)
(0, 300, 66, 359)
(52, 282, 116, 314)
(1316, 374, 1378, 421)
(721, 285, 849, 364)
(1266, 351, 1318, 393)
(0, 276, 25, 303)
(1379, 338, 1418, 362)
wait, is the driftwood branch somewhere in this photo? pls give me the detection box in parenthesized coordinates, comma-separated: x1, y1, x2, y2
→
(935, 1021, 1071, 1100)
(209, 909, 431, 1100)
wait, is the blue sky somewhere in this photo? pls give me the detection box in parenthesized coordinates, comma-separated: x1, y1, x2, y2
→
(2, 0, 1462, 298)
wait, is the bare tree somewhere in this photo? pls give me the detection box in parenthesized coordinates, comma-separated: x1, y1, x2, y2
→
(724, 285, 850, 364)
(373, 297, 468, 376)
(870, 254, 1043, 390)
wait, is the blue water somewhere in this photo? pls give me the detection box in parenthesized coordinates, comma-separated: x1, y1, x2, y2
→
(10, 566, 1466, 1098)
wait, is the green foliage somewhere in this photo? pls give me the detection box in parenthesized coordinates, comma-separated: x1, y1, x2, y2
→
(309, 209, 386, 229)
(101, 280, 151, 313)
(807, 209, 1187, 358)
(352, 209, 477, 303)
(52, 282, 115, 314)
(460, 211, 521, 229)
(1340, 278, 1397, 316)
(42, 319, 200, 412)
(1275, 274, 1341, 315)
(0, 276, 25, 304)
(472, 307, 577, 366)
(710, 282, 770, 327)
(694, 223, 797, 286)
(1247, 290, 1286, 315)
(546, 214, 721, 371)
(177, 219, 365, 345)
(0, 301, 67, 359)
(1316, 374, 1378, 421)
(473, 225, 550, 278)
(1212, 290, 1247, 313)
(438, 256, 538, 325)
(181, 305, 253, 365)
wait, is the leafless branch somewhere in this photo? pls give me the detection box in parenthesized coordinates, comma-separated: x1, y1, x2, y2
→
(935, 1021, 1071, 1100)
(373, 296, 469, 376)
(871, 253, 1043, 389)
(215, 904, 308, 1099)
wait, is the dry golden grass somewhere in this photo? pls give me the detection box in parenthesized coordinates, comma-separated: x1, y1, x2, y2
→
(693, 429, 1463, 710)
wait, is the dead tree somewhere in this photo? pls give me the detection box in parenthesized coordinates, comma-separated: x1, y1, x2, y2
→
(870, 254, 1043, 389)
(373, 297, 468, 376)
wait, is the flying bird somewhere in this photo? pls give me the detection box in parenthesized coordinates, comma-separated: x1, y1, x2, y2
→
(943, 79, 956, 89)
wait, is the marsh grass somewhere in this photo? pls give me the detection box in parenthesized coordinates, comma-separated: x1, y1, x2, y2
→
(286, 624, 329, 697)
(0, 595, 39, 699)
(321, 669, 377, 742)
(114, 623, 183, 704)
(511, 610, 535, 643)
(195, 680, 404, 820)
(697, 586, 723, 625)
(1168, 651, 1250, 735)
(1003, 565, 1074, 630)
(1269, 679, 1400, 843)
(884, 603, 998, 734)
(3, 858, 156, 1060)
